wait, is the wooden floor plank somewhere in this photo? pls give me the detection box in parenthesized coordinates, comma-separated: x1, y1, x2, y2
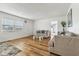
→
(4, 36, 56, 56)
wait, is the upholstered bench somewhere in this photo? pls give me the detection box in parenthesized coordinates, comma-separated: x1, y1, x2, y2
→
(48, 35, 79, 56)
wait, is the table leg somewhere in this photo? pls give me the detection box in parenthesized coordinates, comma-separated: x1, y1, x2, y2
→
(33, 36, 35, 40)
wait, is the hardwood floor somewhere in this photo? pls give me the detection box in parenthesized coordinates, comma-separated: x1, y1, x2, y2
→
(4, 36, 56, 56)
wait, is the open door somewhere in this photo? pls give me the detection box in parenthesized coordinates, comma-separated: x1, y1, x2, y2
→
(51, 21, 58, 36)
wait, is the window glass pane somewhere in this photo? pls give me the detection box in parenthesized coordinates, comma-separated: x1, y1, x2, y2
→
(15, 20, 24, 30)
(15, 21, 24, 27)
(2, 18, 14, 31)
(2, 19, 14, 26)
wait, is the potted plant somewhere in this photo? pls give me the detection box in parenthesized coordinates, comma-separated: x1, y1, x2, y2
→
(61, 21, 66, 35)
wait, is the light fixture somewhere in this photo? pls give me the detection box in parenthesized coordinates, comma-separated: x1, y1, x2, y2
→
(24, 20, 27, 23)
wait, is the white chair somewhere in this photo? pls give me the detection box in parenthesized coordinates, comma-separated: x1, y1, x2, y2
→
(33, 30, 50, 41)
(33, 35, 43, 41)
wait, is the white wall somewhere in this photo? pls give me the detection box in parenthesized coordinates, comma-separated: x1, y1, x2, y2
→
(34, 16, 67, 34)
(0, 11, 34, 42)
(67, 4, 79, 34)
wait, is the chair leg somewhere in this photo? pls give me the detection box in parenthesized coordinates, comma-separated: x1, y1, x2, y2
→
(39, 37, 42, 41)
(33, 36, 35, 40)
(42, 37, 43, 40)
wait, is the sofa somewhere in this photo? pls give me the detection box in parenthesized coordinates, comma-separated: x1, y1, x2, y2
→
(48, 34, 79, 56)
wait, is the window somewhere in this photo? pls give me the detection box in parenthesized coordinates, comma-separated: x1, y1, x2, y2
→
(2, 18, 24, 32)
(2, 18, 14, 32)
(15, 20, 24, 30)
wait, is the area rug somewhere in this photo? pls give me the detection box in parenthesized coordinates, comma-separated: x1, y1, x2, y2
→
(0, 42, 21, 56)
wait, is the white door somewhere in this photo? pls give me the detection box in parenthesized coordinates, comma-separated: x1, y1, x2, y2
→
(51, 21, 58, 36)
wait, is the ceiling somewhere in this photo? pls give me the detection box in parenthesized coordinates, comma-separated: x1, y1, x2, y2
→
(0, 3, 70, 20)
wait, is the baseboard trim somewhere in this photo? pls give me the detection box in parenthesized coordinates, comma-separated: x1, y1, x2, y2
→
(0, 35, 33, 43)
(17, 35, 33, 39)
